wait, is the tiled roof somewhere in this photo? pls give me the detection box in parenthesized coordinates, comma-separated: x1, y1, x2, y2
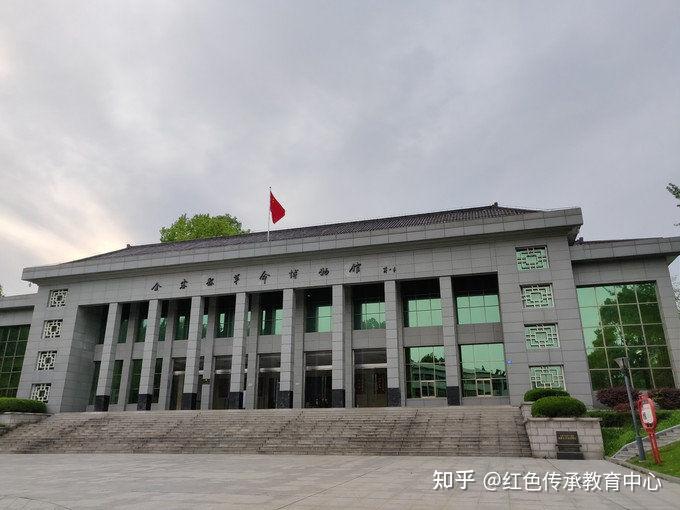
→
(72, 203, 539, 263)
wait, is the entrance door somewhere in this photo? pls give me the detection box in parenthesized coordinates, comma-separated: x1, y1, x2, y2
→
(169, 358, 186, 410)
(304, 370, 332, 408)
(257, 371, 280, 409)
(354, 367, 387, 407)
(212, 372, 231, 409)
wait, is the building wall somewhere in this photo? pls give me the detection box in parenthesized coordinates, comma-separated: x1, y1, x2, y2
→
(7, 231, 679, 412)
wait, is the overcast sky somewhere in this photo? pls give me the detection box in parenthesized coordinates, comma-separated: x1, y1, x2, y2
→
(1, 1, 679, 296)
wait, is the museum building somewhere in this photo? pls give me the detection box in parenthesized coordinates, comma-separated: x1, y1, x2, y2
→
(0, 203, 678, 413)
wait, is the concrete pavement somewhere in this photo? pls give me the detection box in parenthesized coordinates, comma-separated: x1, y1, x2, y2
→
(0, 454, 678, 509)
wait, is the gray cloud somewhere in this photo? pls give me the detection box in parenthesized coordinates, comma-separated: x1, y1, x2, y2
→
(1, 1, 679, 295)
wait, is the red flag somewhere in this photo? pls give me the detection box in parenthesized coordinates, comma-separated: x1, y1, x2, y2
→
(270, 191, 285, 224)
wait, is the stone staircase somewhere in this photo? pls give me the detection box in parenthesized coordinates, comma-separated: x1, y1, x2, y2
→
(0, 406, 531, 457)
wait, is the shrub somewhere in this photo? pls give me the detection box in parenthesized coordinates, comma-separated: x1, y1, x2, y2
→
(613, 402, 630, 414)
(531, 396, 587, 418)
(596, 386, 640, 408)
(0, 398, 47, 414)
(649, 388, 680, 410)
(587, 409, 673, 427)
(523, 387, 570, 402)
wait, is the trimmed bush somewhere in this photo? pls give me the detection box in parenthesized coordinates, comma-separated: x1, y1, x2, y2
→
(596, 386, 640, 409)
(0, 398, 47, 414)
(523, 387, 570, 402)
(649, 388, 680, 410)
(531, 396, 587, 418)
(613, 402, 631, 414)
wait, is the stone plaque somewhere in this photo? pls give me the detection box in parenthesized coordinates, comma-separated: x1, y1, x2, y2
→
(556, 430, 584, 460)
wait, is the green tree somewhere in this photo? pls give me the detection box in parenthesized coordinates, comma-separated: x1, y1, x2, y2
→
(160, 213, 249, 243)
(669, 183, 680, 225)
(0, 284, 3, 297)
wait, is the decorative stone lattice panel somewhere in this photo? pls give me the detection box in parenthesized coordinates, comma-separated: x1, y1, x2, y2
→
(30, 383, 51, 403)
(530, 366, 565, 389)
(47, 289, 68, 307)
(42, 319, 63, 339)
(525, 324, 560, 349)
(521, 285, 554, 308)
(516, 247, 549, 271)
(36, 351, 57, 371)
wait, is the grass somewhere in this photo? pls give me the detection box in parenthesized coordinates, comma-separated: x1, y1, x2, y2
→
(630, 440, 680, 478)
(601, 410, 680, 457)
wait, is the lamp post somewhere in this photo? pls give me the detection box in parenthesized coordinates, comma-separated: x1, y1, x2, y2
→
(614, 357, 645, 461)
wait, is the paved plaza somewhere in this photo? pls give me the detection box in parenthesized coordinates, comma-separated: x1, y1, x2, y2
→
(0, 454, 678, 509)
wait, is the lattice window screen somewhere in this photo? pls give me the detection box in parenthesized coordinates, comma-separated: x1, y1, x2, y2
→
(529, 366, 565, 389)
(521, 285, 554, 308)
(42, 320, 63, 339)
(36, 351, 57, 370)
(47, 289, 68, 307)
(516, 247, 549, 271)
(30, 383, 51, 403)
(525, 324, 560, 349)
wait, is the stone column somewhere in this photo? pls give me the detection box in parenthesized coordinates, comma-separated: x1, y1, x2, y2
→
(331, 284, 346, 407)
(201, 297, 217, 409)
(277, 288, 295, 408)
(244, 294, 260, 409)
(292, 291, 305, 408)
(118, 302, 139, 408)
(137, 299, 162, 410)
(182, 296, 204, 409)
(439, 276, 460, 405)
(157, 300, 177, 409)
(343, 286, 354, 408)
(228, 292, 248, 409)
(384, 280, 401, 406)
(94, 302, 122, 411)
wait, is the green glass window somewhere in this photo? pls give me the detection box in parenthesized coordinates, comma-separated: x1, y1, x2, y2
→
(460, 343, 508, 397)
(405, 346, 446, 398)
(0, 325, 29, 398)
(174, 299, 191, 341)
(215, 296, 235, 338)
(152, 358, 163, 403)
(135, 302, 149, 343)
(305, 288, 332, 333)
(454, 275, 500, 325)
(403, 280, 442, 327)
(127, 359, 143, 404)
(110, 360, 124, 405)
(577, 283, 673, 391)
(353, 284, 385, 330)
(260, 293, 283, 335)
(88, 361, 101, 406)
(158, 301, 168, 342)
(118, 304, 130, 343)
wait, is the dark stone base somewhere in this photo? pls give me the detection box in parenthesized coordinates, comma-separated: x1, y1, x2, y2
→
(332, 389, 346, 408)
(556, 451, 584, 460)
(94, 395, 110, 412)
(387, 387, 401, 407)
(181, 392, 197, 410)
(137, 393, 153, 411)
(276, 390, 293, 409)
(446, 386, 461, 406)
(227, 391, 243, 409)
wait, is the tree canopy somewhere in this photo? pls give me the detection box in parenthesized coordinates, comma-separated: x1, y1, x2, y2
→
(669, 183, 680, 225)
(160, 213, 249, 243)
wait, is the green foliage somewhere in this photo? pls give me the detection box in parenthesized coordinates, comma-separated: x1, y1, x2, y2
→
(0, 397, 47, 414)
(600, 410, 680, 456)
(0, 284, 3, 297)
(159, 213, 248, 243)
(631, 439, 680, 477)
(587, 409, 673, 428)
(531, 396, 586, 418)
(669, 182, 680, 226)
(523, 387, 570, 401)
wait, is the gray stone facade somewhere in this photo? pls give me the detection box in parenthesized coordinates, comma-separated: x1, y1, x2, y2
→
(0, 205, 678, 413)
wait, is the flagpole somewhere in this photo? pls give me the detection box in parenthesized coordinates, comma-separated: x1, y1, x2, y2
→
(267, 187, 271, 243)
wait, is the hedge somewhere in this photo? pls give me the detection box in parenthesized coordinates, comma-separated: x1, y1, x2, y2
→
(587, 409, 673, 427)
(531, 396, 586, 418)
(596, 386, 640, 408)
(649, 388, 680, 410)
(523, 387, 570, 402)
(0, 398, 47, 414)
